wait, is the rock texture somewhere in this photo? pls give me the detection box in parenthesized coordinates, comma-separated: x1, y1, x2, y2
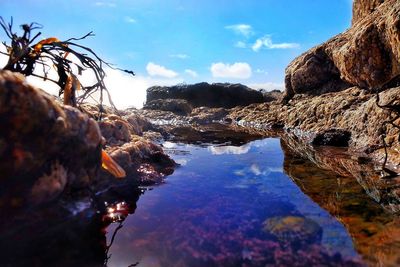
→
(0, 71, 176, 208)
(80, 104, 176, 187)
(144, 98, 193, 115)
(0, 70, 103, 206)
(146, 82, 265, 108)
(284, 0, 400, 100)
(229, 86, 400, 168)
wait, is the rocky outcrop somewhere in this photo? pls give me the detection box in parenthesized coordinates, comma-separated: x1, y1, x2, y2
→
(284, 0, 400, 100)
(144, 98, 193, 115)
(80, 104, 176, 187)
(0, 71, 176, 208)
(260, 89, 283, 102)
(229, 86, 400, 168)
(352, 0, 386, 25)
(0, 71, 103, 207)
(146, 82, 265, 109)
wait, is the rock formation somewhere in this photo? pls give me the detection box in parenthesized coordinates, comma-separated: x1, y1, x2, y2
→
(284, 0, 400, 100)
(0, 70, 175, 208)
(146, 82, 265, 109)
(229, 86, 400, 168)
(0, 70, 103, 207)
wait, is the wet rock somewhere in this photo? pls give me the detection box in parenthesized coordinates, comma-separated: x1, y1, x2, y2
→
(281, 134, 400, 213)
(312, 129, 351, 147)
(98, 115, 131, 145)
(284, 0, 400, 100)
(263, 216, 322, 248)
(0, 70, 102, 206)
(98, 136, 176, 187)
(146, 82, 265, 108)
(280, 136, 400, 265)
(189, 107, 228, 124)
(229, 86, 400, 167)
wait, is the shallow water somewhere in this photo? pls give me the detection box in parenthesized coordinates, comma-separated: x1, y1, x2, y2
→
(104, 138, 399, 266)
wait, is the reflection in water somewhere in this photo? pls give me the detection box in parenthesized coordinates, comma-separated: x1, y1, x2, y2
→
(0, 184, 142, 267)
(105, 139, 374, 266)
(280, 135, 400, 266)
(208, 143, 251, 155)
(1, 135, 400, 266)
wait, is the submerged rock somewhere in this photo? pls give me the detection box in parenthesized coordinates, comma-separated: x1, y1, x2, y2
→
(263, 216, 322, 248)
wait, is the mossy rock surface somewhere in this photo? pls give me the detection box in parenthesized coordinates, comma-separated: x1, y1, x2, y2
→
(263, 216, 322, 246)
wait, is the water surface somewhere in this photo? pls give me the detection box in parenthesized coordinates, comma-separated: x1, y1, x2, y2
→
(105, 138, 395, 266)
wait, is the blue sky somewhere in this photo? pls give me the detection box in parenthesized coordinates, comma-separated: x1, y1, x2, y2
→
(0, 0, 352, 108)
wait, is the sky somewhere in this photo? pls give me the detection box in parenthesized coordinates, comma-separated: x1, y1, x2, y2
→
(0, 0, 352, 108)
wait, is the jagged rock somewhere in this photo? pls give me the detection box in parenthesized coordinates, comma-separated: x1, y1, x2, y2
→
(352, 0, 386, 25)
(144, 98, 193, 115)
(99, 136, 176, 186)
(284, 0, 400, 100)
(229, 86, 400, 167)
(98, 115, 132, 145)
(260, 89, 283, 102)
(0, 70, 102, 206)
(189, 107, 228, 124)
(146, 82, 265, 108)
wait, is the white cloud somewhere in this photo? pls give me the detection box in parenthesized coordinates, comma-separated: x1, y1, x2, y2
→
(169, 54, 189, 59)
(146, 62, 179, 78)
(95, 2, 116, 7)
(0, 46, 183, 109)
(225, 24, 254, 38)
(29, 67, 182, 109)
(252, 36, 300, 51)
(210, 62, 252, 79)
(184, 69, 198, 78)
(234, 41, 247, 48)
(250, 164, 262, 176)
(248, 82, 284, 91)
(124, 16, 137, 23)
(0, 46, 9, 68)
(255, 69, 268, 75)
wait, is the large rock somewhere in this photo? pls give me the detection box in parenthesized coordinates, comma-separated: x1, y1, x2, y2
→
(284, 0, 400, 100)
(229, 86, 400, 167)
(0, 71, 177, 208)
(0, 70, 103, 206)
(352, 0, 386, 25)
(146, 82, 265, 108)
(144, 98, 193, 115)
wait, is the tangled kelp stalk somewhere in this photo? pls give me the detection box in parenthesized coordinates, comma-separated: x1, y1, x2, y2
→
(0, 17, 134, 115)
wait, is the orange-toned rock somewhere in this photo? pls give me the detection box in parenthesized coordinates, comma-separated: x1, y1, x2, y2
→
(0, 70, 103, 205)
(284, 0, 399, 100)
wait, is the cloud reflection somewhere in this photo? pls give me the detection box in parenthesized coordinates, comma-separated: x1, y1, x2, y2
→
(208, 143, 251, 155)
